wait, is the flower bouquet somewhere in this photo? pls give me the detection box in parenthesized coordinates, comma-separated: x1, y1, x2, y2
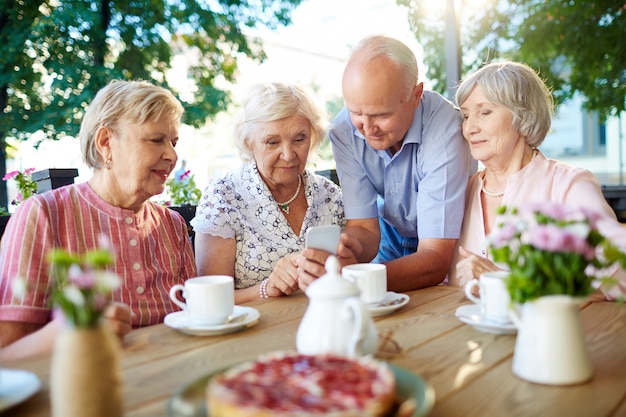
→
(46, 246, 121, 327)
(488, 201, 626, 304)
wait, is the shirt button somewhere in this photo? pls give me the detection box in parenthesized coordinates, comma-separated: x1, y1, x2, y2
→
(136, 286, 145, 294)
(130, 239, 138, 247)
(133, 263, 141, 270)
(125, 217, 133, 224)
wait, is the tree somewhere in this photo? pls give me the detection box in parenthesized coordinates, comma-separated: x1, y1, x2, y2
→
(0, 0, 304, 209)
(400, 0, 626, 118)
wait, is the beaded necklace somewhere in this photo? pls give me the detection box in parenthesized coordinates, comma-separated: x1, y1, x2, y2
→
(275, 175, 302, 214)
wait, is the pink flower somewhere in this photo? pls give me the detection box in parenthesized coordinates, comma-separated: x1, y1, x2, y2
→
(2, 170, 19, 181)
(179, 170, 191, 181)
(68, 265, 96, 289)
(488, 222, 517, 249)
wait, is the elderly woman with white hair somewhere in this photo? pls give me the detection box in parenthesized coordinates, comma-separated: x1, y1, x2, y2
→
(192, 82, 345, 304)
(0, 80, 197, 360)
(449, 61, 623, 297)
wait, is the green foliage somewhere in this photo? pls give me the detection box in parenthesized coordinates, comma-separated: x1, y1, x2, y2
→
(1, 0, 304, 142)
(402, 0, 626, 118)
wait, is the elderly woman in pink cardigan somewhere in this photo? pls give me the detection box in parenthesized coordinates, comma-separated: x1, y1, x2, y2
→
(448, 61, 625, 300)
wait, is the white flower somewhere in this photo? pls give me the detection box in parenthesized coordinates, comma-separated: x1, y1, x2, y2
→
(97, 234, 112, 251)
(564, 222, 590, 239)
(63, 285, 86, 307)
(95, 271, 121, 291)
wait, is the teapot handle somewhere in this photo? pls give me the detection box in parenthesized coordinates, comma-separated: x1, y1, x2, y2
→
(509, 303, 522, 328)
(341, 297, 367, 357)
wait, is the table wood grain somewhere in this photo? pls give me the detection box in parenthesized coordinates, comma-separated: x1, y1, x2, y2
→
(5, 286, 626, 417)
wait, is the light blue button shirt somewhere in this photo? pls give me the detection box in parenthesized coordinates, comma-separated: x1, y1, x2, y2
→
(329, 90, 473, 240)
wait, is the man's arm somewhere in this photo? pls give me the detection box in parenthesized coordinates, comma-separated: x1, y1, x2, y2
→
(383, 238, 457, 292)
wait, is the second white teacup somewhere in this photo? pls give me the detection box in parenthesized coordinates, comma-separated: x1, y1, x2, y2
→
(342, 263, 387, 304)
(169, 275, 234, 326)
(464, 271, 511, 324)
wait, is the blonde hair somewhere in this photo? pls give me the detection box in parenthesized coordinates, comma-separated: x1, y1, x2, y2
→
(455, 61, 554, 147)
(233, 82, 328, 162)
(80, 80, 184, 168)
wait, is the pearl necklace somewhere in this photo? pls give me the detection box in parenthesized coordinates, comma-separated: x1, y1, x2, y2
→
(481, 148, 538, 198)
(275, 175, 302, 214)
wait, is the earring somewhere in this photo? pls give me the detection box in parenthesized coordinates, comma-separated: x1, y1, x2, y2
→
(105, 159, 112, 169)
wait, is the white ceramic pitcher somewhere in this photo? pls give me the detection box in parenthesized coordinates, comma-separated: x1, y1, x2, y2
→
(296, 256, 378, 357)
(510, 295, 592, 385)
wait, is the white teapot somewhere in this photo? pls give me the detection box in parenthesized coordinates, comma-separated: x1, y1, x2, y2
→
(296, 256, 378, 357)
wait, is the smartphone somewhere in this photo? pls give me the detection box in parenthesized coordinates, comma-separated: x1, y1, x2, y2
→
(305, 225, 341, 255)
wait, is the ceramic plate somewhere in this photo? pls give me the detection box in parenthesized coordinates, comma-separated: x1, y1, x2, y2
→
(0, 368, 41, 412)
(368, 292, 410, 317)
(164, 306, 260, 336)
(455, 304, 517, 335)
(167, 361, 435, 417)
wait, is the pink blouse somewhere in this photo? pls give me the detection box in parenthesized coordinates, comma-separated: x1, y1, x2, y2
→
(0, 182, 197, 327)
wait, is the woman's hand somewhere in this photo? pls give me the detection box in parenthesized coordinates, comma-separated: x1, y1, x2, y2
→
(296, 248, 329, 292)
(266, 254, 301, 297)
(102, 302, 132, 341)
(455, 246, 500, 288)
(296, 232, 361, 292)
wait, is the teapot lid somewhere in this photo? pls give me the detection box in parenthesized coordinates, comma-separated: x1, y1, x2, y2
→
(306, 256, 360, 298)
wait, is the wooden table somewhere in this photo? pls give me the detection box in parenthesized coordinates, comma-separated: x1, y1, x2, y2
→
(5, 286, 626, 416)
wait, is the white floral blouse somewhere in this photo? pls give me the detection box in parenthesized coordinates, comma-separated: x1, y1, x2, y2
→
(191, 163, 345, 289)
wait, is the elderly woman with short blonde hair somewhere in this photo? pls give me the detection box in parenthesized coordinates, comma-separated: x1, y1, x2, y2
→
(0, 79, 197, 361)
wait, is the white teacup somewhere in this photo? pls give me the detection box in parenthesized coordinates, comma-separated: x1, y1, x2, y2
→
(342, 264, 387, 304)
(464, 271, 511, 324)
(169, 275, 234, 326)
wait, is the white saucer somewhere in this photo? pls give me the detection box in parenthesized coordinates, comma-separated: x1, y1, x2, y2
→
(164, 305, 260, 336)
(455, 304, 517, 335)
(368, 292, 410, 317)
(0, 368, 41, 412)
